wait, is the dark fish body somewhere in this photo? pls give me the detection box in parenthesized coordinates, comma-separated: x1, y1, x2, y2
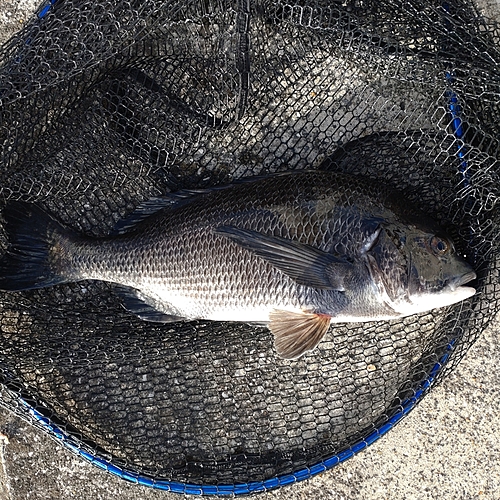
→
(0, 171, 476, 358)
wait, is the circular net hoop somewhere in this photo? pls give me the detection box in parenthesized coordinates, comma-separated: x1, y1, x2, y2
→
(0, 0, 498, 494)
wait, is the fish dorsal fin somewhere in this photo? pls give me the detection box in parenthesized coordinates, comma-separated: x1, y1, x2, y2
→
(216, 226, 352, 291)
(269, 310, 331, 359)
(113, 186, 233, 234)
(113, 197, 181, 234)
(113, 172, 316, 235)
(116, 286, 185, 323)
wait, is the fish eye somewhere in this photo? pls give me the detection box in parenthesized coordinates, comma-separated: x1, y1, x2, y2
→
(430, 236, 449, 255)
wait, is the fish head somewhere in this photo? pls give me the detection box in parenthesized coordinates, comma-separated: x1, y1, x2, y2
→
(403, 229, 476, 313)
(364, 223, 476, 317)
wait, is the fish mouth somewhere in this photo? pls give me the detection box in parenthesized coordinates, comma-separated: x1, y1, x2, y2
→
(448, 271, 477, 291)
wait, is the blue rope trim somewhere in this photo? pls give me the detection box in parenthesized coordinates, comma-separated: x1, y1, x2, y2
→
(445, 72, 468, 170)
(38, 0, 58, 19)
(442, 3, 469, 176)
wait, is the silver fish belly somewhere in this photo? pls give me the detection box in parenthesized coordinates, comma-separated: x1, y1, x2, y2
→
(0, 171, 476, 358)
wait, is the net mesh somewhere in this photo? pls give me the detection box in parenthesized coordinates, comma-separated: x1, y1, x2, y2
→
(0, 0, 498, 492)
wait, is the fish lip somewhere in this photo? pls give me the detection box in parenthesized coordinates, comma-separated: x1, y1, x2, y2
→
(448, 271, 477, 291)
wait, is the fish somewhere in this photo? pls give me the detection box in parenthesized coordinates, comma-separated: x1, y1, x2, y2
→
(0, 171, 476, 359)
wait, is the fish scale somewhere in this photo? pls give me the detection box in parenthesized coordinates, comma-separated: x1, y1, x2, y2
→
(0, 171, 476, 358)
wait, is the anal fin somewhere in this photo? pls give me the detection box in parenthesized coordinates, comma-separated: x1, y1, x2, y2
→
(116, 286, 185, 323)
(269, 309, 331, 359)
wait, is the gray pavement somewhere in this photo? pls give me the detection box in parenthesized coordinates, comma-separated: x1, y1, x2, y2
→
(0, 1, 499, 499)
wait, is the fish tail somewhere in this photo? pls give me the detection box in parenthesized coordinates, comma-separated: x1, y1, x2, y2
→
(0, 202, 74, 291)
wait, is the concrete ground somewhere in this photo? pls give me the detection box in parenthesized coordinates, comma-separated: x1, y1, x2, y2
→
(0, 1, 499, 499)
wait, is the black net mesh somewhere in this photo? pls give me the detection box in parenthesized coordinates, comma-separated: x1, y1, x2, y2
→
(0, 0, 498, 493)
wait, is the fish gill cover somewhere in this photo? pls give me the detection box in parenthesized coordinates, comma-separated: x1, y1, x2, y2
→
(0, 0, 498, 494)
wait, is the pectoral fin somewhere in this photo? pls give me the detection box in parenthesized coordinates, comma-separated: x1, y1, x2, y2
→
(216, 226, 352, 291)
(269, 309, 331, 359)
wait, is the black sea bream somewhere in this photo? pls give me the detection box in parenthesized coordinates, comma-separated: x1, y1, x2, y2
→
(0, 171, 476, 358)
